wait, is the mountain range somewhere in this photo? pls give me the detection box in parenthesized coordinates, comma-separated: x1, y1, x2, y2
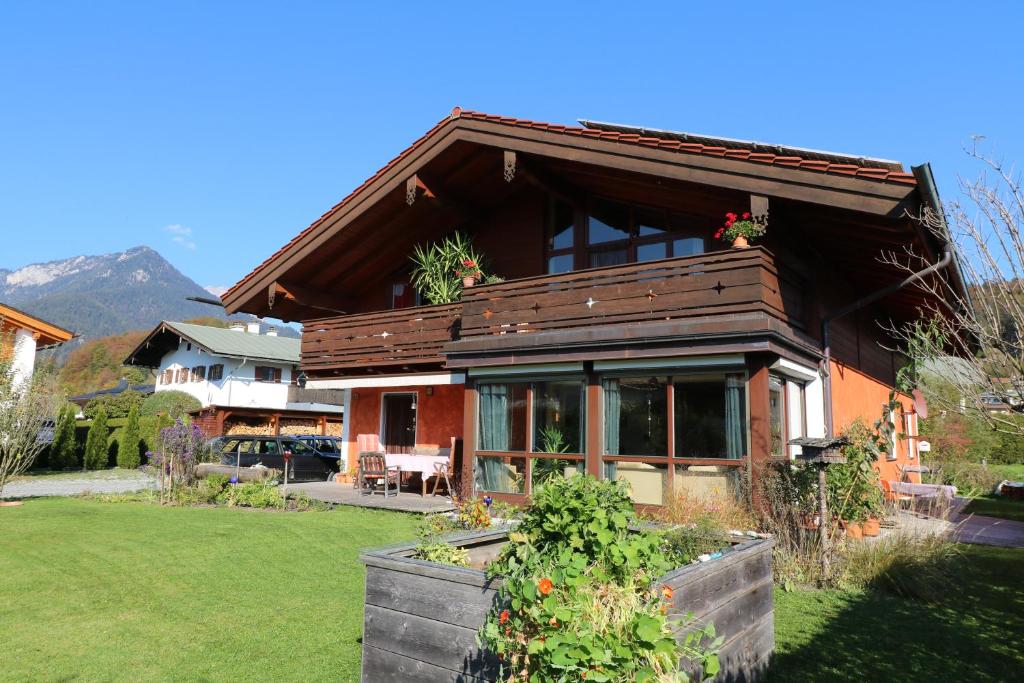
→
(1, 246, 227, 342)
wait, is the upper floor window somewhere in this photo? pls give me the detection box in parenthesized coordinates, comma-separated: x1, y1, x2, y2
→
(255, 366, 282, 383)
(545, 196, 708, 274)
(391, 282, 420, 309)
(209, 364, 224, 381)
(191, 366, 206, 382)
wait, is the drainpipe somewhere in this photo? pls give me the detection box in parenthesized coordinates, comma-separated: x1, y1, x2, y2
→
(821, 163, 954, 437)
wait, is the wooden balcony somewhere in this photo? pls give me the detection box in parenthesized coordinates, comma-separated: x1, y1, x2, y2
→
(302, 303, 461, 376)
(301, 249, 808, 376)
(449, 247, 807, 360)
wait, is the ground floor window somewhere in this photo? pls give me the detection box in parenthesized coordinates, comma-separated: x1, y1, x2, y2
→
(770, 374, 807, 459)
(603, 376, 668, 457)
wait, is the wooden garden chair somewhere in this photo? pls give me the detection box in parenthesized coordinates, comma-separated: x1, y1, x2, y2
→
(358, 452, 401, 497)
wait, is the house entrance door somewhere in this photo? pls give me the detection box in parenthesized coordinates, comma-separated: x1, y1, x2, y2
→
(381, 393, 416, 453)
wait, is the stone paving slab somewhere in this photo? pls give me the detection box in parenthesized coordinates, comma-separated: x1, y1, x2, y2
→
(289, 481, 456, 514)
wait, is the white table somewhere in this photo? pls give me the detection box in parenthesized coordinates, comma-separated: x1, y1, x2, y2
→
(892, 482, 957, 500)
(386, 453, 451, 495)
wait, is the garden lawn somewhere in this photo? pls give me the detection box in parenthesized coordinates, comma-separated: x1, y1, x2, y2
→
(0, 497, 418, 682)
(964, 494, 1024, 522)
(772, 545, 1024, 681)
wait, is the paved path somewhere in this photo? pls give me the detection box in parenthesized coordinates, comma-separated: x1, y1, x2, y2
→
(2, 474, 156, 499)
(953, 511, 1024, 548)
(290, 481, 456, 514)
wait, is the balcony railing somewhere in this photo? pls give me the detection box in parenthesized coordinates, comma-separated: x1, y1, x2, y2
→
(300, 248, 806, 376)
(454, 247, 805, 350)
(302, 303, 461, 375)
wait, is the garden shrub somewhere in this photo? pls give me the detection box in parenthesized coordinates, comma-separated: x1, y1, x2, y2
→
(48, 403, 78, 470)
(83, 408, 109, 470)
(84, 390, 145, 420)
(224, 481, 285, 509)
(117, 405, 143, 469)
(140, 390, 201, 420)
(481, 475, 720, 682)
(926, 457, 1001, 496)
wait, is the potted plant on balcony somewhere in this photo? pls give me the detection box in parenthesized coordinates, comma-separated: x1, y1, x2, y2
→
(715, 211, 767, 248)
(456, 258, 483, 288)
(410, 231, 497, 304)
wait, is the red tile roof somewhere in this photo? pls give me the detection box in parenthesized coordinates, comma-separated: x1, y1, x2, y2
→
(224, 107, 918, 302)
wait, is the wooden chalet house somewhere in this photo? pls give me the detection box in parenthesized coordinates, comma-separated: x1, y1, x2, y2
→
(221, 108, 966, 506)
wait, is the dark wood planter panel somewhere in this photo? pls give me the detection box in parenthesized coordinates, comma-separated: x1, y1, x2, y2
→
(302, 303, 460, 374)
(457, 248, 804, 348)
(360, 531, 774, 682)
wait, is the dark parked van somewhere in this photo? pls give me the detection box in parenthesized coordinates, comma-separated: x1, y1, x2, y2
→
(211, 436, 339, 481)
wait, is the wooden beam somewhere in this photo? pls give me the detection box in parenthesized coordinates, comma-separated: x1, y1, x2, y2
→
(516, 155, 586, 208)
(270, 281, 349, 315)
(503, 150, 517, 182)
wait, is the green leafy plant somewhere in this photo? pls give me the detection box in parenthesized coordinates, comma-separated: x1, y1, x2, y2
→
(224, 480, 285, 509)
(534, 425, 573, 487)
(410, 231, 493, 304)
(414, 541, 471, 567)
(481, 475, 721, 682)
(458, 497, 493, 530)
(714, 211, 767, 244)
(140, 390, 201, 420)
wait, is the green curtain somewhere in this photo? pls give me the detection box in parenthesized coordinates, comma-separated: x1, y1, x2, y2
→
(477, 383, 509, 491)
(603, 378, 620, 478)
(725, 375, 745, 459)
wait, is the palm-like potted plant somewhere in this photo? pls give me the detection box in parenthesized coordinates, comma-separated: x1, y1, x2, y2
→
(410, 231, 497, 304)
(714, 211, 768, 248)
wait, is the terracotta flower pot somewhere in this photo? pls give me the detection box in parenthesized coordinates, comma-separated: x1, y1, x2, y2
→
(863, 517, 881, 537)
(462, 276, 477, 288)
(732, 235, 749, 249)
(844, 522, 864, 540)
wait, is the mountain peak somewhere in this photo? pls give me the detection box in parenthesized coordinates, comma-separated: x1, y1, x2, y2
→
(1, 246, 224, 341)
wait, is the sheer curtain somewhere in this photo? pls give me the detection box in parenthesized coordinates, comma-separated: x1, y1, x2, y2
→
(477, 383, 510, 491)
(724, 375, 745, 459)
(603, 378, 620, 478)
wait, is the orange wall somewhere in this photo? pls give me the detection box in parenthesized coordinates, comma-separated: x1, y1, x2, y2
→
(830, 359, 918, 483)
(345, 384, 465, 470)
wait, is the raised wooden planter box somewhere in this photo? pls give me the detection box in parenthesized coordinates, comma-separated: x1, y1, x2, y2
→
(359, 530, 774, 682)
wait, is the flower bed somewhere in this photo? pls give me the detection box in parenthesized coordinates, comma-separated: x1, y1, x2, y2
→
(359, 531, 773, 682)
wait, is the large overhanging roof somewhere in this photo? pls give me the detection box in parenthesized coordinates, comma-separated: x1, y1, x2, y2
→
(0, 302, 75, 347)
(221, 107, 944, 319)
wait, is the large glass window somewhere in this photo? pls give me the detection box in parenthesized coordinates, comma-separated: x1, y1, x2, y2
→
(674, 374, 747, 459)
(581, 198, 708, 270)
(546, 199, 576, 274)
(532, 380, 585, 454)
(477, 383, 527, 452)
(769, 375, 786, 457)
(602, 377, 668, 457)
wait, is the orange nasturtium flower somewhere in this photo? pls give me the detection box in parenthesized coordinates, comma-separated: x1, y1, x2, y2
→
(499, 609, 510, 624)
(538, 578, 553, 595)
(661, 584, 674, 601)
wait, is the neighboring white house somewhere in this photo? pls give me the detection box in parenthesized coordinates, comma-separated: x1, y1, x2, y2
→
(1, 303, 74, 387)
(124, 320, 342, 416)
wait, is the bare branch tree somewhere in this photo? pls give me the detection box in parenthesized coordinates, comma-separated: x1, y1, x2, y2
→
(0, 326, 63, 499)
(883, 142, 1024, 434)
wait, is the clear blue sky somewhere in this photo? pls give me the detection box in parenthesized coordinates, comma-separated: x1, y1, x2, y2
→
(2, 1, 1022, 294)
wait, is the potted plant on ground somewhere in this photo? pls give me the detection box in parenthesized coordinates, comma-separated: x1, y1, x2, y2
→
(714, 211, 768, 248)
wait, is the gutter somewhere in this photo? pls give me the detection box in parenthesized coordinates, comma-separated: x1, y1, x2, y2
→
(821, 162, 956, 437)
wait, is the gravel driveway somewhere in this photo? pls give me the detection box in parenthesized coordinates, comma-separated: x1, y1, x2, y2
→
(2, 472, 156, 499)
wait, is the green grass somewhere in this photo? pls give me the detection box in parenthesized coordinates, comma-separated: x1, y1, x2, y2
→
(964, 494, 1024, 522)
(772, 545, 1024, 681)
(0, 497, 418, 682)
(990, 463, 1024, 481)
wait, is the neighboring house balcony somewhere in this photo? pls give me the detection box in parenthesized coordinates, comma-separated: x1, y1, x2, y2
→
(300, 247, 811, 377)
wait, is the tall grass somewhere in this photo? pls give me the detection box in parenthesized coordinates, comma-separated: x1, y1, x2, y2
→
(841, 530, 963, 603)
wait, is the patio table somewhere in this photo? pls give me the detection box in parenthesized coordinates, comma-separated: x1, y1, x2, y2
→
(891, 481, 957, 500)
(385, 453, 451, 496)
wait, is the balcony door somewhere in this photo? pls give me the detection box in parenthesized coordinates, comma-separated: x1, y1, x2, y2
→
(381, 393, 417, 454)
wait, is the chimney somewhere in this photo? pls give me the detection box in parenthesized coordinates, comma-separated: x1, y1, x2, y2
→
(266, 326, 278, 337)
(246, 321, 261, 335)
(229, 322, 245, 333)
